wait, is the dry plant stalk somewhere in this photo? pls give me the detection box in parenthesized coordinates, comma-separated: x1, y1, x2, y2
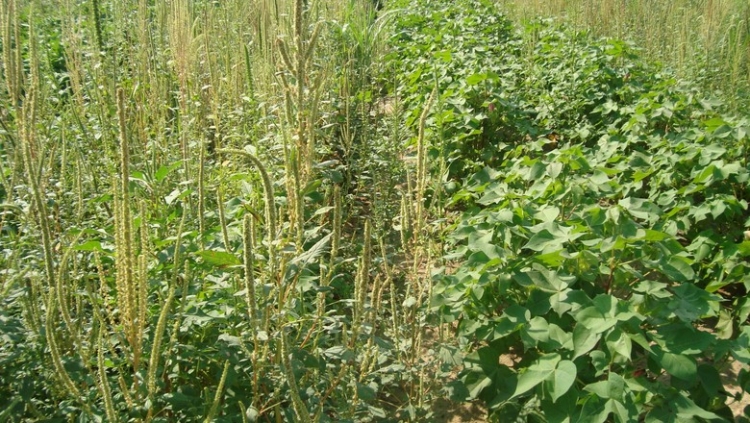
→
(146, 209, 186, 420)
(354, 219, 372, 323)
(204, 360, 231, 423)
(281, 332, 312, 423)
(169, 0, 194, 179)
(217, 148, 278, 277)
(45, 289, 84, 403)
(114, 88, 147, 382)
(414, 88, 437, 238)
(243, 213, 257, 321)
(198, 141, 206, 249)
(276, 0, 324, 187)
(218, 186, 232, 252)
(97, 325, 119, 423)
(0, 0, 21, 104)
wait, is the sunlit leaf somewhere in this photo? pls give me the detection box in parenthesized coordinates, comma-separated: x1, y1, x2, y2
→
(196, 250, 241, 267)
(545, 360, 577, 402)
(511, 354, 561, 399)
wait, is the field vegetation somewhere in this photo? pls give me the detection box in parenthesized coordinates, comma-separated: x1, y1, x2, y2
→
(0, 0, 748, 422)
(500, 0, 750, 114)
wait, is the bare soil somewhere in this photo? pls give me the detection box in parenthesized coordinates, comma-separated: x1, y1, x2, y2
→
(722, 358, 750, 422)
(432, 398, 487, 423)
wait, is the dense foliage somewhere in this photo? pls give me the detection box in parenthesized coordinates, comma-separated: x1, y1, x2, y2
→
(389, 0, 750, 421)
(0, 0, 748, 421)
(0, 0, 419, 421)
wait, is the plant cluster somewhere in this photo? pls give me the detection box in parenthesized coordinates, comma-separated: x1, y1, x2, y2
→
(500, 0, 750, 116)
(389, 0, 750, 421)
(0, 0, 429, 421)
(1, 0, 749, 421)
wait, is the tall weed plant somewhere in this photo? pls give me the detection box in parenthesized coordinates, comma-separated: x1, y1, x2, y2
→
(0, 0, 429, 421)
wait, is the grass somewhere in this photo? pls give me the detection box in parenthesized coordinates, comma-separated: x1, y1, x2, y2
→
(499, 0, 750, 114)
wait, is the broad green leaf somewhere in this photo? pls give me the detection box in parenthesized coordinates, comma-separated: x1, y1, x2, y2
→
(590, 351, 608, 375)
(589, 169, 611, 186)
(312, 206, 334, 217)
(600, 235, 627, 252)
(542, 389, 578, 423)
(322, 346, 354, 361)
(633, 280, 671, 298)
(533, 205, 560, 222)
(513, 268, 574, 293)
(668, 283, 719, 321)
(196, 250, 241, 267)
(524, 230, 564, 252)
(357, 382, 377, 401)
(463, 372, 492, 399)
(576, 306, 617, 334)
(577, 394, 609, 423)
(710, 199, 727, 218)
(661, 256, 695, 282)
(658, 350, 697, 382)
(627, 331, 654, 353)
(524, 221, 581, 252)
(551, 290, 574, 317)
(490, 402, 523, 421)
(74, 240, 105, 252)
(548, 324, 573, 350)
(607, 398, 634, 423)
(584, 380, 609, 399)
(165, 187, 192, 205)
(433, 50, 452, 62)
(670, 390, 724, 421)
(466, 166, 497, 190)
(466, 72, 488, 85)
(545, 360, 577, 402)
(477, 182, 506, 205)
(693, 163, 721, 184)
(656, 323, 714, 354)
(584, 372, 624, 401)
(367, 405, 386, 418)
(731, 326, 750, 362)
(289, 233, 332, 267)
(511, 354, 561, 399)
(523, 316, 550, 347)
(702, 117, 729, 133)
(619, 197, 662, 222)
(547, 162, 563, 179)
(218, 334, 242, 347)
(155, 160, 183, 182)
(470, 230, 503, 260)
(487, 209, 514, 223)
(573, 324, 600, 359)
(536, 249, 568, 267)
(504, 304, 530, 323)
(643, 229, 670, 241)
(697, 364, 723, 397)
(605, 329, 632, 359)
(527, 161, 547, 181)
(526, 290, 552, 315)
(738, 297, 750, 323)
(465, 345, 502, 372)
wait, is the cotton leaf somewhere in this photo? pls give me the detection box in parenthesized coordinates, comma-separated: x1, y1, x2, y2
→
(546, 360, 577, 402)
(511, 354, 561, 399)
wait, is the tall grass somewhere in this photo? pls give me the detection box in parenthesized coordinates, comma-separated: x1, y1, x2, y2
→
(499, 0, 750, 113)
(0, 0, 439, 420)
